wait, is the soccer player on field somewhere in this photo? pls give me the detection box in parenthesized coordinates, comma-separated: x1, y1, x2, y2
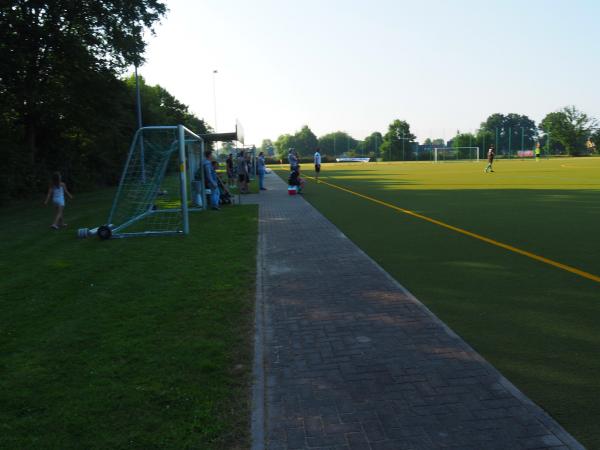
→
(314, 147, 322, 181)
(484, 146, 495, 173)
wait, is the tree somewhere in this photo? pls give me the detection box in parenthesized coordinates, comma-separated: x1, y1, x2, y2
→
(422, 138, 445, 148)
(357, 132, 383, 157)
(220, 142, 234, 156)
(293, 125, 318, 157)
(473, 129, 494, 158)
(451, 132, 477, 148)
(273, 134, 296, 158)
(132, 76, 208, 133)
(591, 129, 600, 154)
(380, 119, 416, 161)
(318, 131, 358, 156)
(480, 113, 537, 154)
(274, 126, 319, 158)
(539, 106, 598, 156)
(0, 0, 167, 197)
(260, 139, 275, 156)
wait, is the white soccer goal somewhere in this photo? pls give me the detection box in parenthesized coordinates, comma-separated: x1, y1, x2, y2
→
(77, 125, 206, 240)
(434, 147, 480, 163)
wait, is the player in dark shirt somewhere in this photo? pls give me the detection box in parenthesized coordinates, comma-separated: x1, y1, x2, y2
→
(484, 146, 495, 173)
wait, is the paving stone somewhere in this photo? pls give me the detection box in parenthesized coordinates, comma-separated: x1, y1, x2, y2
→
(250, 174, 582, 449)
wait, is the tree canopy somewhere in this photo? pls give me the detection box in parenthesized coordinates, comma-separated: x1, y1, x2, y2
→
(357, 132, 383, 157)
(273, 125, 320, 158)
(380, 120, 416, 161)
(539, 106, 598, 156)
(259, 139, 275, 156)
(317, 131, 358, 156)
(0, 1, 218, 202)
(479, 113, 537, 153)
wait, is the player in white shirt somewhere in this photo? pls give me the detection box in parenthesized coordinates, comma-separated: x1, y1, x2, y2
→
(314, 148, 322, 181)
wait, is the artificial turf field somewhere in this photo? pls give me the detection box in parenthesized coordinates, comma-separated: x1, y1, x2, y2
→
(278, 157, 600, 448)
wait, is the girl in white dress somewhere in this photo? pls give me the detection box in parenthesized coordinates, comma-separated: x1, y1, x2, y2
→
(44, 172, 73, 229)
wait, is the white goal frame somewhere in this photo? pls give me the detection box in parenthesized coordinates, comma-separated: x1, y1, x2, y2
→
(433, 147, 480, 163)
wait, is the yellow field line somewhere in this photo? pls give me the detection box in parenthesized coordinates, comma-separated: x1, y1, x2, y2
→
(302, 174, 600, 284)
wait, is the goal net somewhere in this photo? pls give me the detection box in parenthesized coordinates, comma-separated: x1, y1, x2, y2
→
(104, 125, 205, 238)
(434, 147, 480, 163)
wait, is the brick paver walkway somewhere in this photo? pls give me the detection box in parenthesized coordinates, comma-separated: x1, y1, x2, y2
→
(247, 172, 582, 450)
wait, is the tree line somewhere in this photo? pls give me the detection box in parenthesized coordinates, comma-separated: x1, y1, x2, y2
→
(0, 1, 210, 203)
(265, 106, 600, 162)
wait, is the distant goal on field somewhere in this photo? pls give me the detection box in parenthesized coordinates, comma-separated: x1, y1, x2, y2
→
(433, 147, 480, 163)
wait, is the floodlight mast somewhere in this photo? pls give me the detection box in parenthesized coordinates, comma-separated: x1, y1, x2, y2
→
(394, 129, 410, 161)
(212, 70, 218, 133)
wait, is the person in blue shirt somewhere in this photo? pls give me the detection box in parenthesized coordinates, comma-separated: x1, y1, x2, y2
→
(203, 149, 220, 210)
(258, 151, 267, 190)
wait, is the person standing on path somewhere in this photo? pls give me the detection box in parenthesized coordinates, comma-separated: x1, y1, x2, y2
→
(258, 151, 267, 190)
(484, 145, 495, 173)
(314, 147, 322, 181)
(288, 148, 298, 171)
(237, 150, 249, 193)
(203, 149, 220, 210)
(44, 171, 73, 229)
(226, 153, 235, 187)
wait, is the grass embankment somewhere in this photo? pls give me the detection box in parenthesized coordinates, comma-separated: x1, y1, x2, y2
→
(277, 158, 600, 448)
(0, 188, 257, 449)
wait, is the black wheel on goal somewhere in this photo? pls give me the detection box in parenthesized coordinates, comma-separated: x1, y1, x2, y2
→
(97, 225, 112, 240)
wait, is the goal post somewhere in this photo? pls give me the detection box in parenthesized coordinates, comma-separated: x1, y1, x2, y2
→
(78, 121, 245, 240)
(433, 147, 480, 163)
(100, 125, 205, 239)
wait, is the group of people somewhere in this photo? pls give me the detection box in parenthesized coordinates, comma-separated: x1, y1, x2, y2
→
(287, 147, 322, 193)
(202, 149, 234, 210)
(224, 150, 267, 193)
(44, 142, 547, 227)
(203, 148, 268, 210)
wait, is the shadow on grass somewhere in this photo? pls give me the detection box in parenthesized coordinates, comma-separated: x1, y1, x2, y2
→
(0, 189, 258, 449)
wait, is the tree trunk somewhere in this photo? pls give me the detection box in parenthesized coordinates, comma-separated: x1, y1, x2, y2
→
(24, 115, 37, 167)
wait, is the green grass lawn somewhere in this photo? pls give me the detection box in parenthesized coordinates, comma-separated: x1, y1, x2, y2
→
(0, 188, 258, 449)
(278, 157, 600, 448)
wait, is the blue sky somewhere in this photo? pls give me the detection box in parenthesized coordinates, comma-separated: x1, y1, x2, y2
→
(140, 0, 600, 144)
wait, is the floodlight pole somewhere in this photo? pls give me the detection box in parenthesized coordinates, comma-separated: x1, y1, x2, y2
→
(402, 133, 405, 161)
(482, 134, 486, 160)
(521, 126, 525, 152)
(212, 70, 218, 156)
(508, 127, 512, 159)
(495, 127, 499, 153)
(333, 133, 336, 157)
(212, 70, 218, 133)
